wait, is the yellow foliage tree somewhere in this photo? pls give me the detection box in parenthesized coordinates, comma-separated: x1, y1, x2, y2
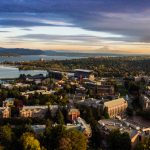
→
(20, 132, 41, 150)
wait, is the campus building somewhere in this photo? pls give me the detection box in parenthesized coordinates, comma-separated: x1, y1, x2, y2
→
(74, 69, 94, 80)
(84, 82, 115, 97)
(68, 108, 80, 122)
(98, 118, 150, 149)
(3, 98, 15, 107)
(104, 98, 128, 118)
(0, 107, 11, 118)
(66, 117, 92, 138)
(140, 94, 150, 110)
(20, 105, 58, 118)
(48, 70, 67, 80)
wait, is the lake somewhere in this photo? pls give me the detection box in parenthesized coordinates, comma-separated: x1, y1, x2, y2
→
(0, 55, 84, 62)
(0, 65, 47, 79)
(0, 55, 83, 79)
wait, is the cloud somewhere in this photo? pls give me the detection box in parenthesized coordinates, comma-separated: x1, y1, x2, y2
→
(10, 34, 102, 45)
(0, 1, 149, 44)
(0, 30, 9, 32)
(11, 33, 132, 46)
(0, 19, 49, 27)
(0, 0, 150, 53)
(0, 13, 73, 27)
(0, 0, 150, 13)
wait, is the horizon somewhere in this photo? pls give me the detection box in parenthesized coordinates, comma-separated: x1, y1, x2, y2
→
(0, 0, 150, 54)
(1, 47, 150, 56)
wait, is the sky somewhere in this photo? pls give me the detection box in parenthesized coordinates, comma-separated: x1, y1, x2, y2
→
(0, 0, 150, 54)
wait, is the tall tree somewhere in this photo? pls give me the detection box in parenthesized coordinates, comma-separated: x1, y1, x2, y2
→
(20, 132, 41, 150)
(58, 137, 72, 150)
(108, 130, 131, 150)
(103, 107, 110, 119)
(0, 125, 13, 148)
(135, 138, 150, 150)
(90, 120, 102, 148)
(64, 129, 87, 150)
(44, 125, 66, 150)
(56, 109, 65, 125)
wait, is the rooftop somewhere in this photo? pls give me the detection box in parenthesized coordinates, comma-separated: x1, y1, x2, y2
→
(74, 69, 93, 73)
(21, 106, 48, 110)
(66, 117, 92, 137)
(21, 105, 58, 110)
(104, 98, 127, 108)
(0, 107, 10, 111)
(69, 108, 80, 113)
(49, 70, 65, 74)
(98, 119, 140, 139)
(5, 98, 15, 102)
(142, 95, 150, 102)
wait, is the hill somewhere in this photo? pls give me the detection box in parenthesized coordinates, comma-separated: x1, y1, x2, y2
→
(0, 47, 138, 57)
(0, 48, 44, 56)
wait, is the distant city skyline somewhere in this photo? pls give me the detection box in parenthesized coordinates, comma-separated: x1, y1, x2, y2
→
(0, 0, 150, 54)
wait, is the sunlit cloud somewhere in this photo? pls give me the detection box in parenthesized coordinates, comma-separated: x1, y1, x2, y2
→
(0, 0, 150, 54)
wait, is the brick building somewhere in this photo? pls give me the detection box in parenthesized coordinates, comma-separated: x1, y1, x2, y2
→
(0, 107, 10, 118)
(104, 98, 128, 118)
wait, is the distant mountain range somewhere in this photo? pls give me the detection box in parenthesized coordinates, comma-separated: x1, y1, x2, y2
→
(0, 47, 116, 57)
(0, 47, 142, 57)
(0, 48, 44, 56)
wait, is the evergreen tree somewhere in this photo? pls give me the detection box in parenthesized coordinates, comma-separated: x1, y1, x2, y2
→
(90, 120, 102, 148)
(108, 130, 131, 150)
(45, 125, 66, 150)
(0, 125, 13, 148)
(56, 109, 65, 125)
(103, 107, 110, 119)
(45, 105, 52, 120)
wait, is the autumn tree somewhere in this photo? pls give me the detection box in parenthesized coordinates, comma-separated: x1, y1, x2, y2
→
(64, 129, 87, 150)
(135, 138, 150, 150)
(58, 137, 72, 150)
(20, 132, 41, 150)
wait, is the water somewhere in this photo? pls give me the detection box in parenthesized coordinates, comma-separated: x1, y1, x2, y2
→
(0, 55, 83, 62)
(0, 65, 47, 79)
(0, 55, 83, 79)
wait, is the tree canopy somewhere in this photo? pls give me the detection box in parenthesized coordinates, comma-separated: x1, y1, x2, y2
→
(108, 130, 131, 150)
(20, 132, 41, 150)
